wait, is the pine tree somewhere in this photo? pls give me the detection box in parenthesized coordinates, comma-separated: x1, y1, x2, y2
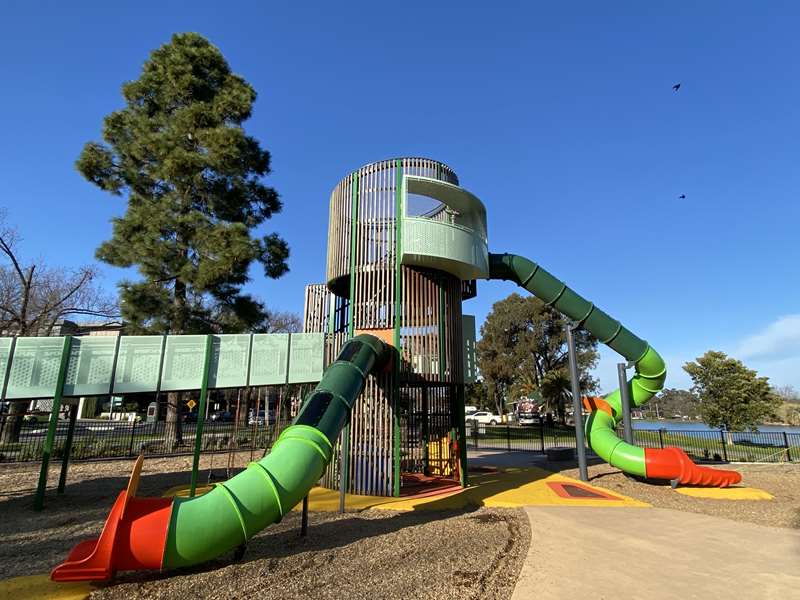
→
(77, 33, 289, 445)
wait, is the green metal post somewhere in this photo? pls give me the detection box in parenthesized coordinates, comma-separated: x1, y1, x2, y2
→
(456, 384, 468, 487)
(57, 404, 78, 493)
(339, 171, 359, 510)
(421, 386, 429, 474)
(438, 277, 452, 478)
(34, 335, 73, 511)
(189, 334, 214, 498)
(392, 159, 403, 497)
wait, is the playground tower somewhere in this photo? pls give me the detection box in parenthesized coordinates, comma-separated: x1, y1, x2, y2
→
(303, 158, 485, 496)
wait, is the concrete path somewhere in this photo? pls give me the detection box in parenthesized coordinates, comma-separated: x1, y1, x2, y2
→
(512, 506, 800, 600)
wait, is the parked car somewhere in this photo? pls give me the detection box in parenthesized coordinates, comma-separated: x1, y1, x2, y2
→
(248, 409, 276, 426)
(210, 410, 234, 422)
(465, 405, 478, 416)
(467, 411, 501, 425)
(183, 411, 198, 423)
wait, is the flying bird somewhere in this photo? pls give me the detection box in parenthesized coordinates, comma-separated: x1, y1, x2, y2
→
(672, 83, 681, 92)
(678, 194, 686, 199)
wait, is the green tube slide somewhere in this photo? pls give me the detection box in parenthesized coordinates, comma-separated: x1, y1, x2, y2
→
(162, 334, 389, 568)
(488, 253, 666, 477)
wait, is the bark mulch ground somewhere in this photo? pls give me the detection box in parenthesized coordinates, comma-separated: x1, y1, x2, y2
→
(0, 456, 530, 600)
(557, 460, 800, 529)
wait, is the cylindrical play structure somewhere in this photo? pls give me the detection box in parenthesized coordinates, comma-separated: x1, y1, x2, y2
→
(304, 158, 486, 496)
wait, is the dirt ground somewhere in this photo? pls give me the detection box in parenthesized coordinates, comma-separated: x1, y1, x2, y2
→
(0, 456, 530, 599)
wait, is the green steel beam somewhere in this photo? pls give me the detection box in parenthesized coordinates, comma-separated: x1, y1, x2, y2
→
(348, 171, 359, 338)
(341, 171, 359, 504)
(438, 277, 446, 380)
(422, 387, 429, 474)
(392, 159, 403, 497)
(189, 334, 214, 498)
(0, 337, 16, 401)
(456, 383, 468, 487)
(34, 335, 73, 511)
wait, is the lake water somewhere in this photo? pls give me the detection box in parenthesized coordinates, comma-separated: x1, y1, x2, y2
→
(632, 419, 800, 434)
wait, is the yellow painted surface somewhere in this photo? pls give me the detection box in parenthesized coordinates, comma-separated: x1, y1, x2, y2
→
(675, 486, 774, 501)
(0, 574, 96, 600)
(291, 467, 649, 512)
(160, 483, 216, 498)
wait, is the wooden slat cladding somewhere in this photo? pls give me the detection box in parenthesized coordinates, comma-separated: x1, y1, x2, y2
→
(326, 157, 458, 292)
(400, 267, 464, 384)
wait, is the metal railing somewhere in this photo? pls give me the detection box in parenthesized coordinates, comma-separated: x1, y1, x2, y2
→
(465, 422, 800, 464)
(0, 415, 287, 463)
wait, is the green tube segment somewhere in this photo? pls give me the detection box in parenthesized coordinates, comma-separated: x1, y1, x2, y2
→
(162, 334, 389, 569)
(488, 253, 666, 477)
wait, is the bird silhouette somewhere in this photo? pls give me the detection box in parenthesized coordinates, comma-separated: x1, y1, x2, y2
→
(678, 194, 686, 199)
(672, 83, 681, 92)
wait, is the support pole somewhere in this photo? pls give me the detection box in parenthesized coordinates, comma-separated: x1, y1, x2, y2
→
(565, 324, 588, 482)
(189, 334, 214, 498)
(57, 404, 78, 493)
(618, 362, 634, 445)
(34, 335, 73, 511)
(338, 417, 349, 514)
(300, 494, 309, 537)
(456, 383, 469, 487)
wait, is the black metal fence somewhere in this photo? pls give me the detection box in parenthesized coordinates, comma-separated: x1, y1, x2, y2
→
(466, 422, 800, 464)
(3, 414, 798, 465)
(0, 414, 287, 463)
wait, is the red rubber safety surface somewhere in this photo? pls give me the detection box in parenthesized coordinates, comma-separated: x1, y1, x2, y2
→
(644, 447, 742, 487)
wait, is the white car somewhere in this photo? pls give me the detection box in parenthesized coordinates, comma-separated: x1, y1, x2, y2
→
(467, 411, 501, 425)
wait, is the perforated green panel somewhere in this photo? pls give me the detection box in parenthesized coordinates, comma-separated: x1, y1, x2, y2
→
(249, 334, 289, 385)
(0, 338, 13, 398)
(63, 336, 117, 397)
(113, 336, 164, 394)
(288, 333, 325, 383)
(208, 334, 251, 389)
(5, 337, 66, 400)
(402, 218, 489, 280)
(462, 315, 477, 384)
(160, 335, 208, 391)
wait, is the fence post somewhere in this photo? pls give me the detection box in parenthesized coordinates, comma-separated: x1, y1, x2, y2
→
(719, 430, 728, 462)
(658, 429, 664, 449)
(506, 425, 511, 451)
(539, 418, 545, 452)
(128, 418, 137, 457)
(57, 404, 79, 494)
(472, 422, 478, 449)
(783, 432, 792, 462)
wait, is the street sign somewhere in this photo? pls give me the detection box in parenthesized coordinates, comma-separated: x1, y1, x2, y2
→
(187, 399, 197, 410)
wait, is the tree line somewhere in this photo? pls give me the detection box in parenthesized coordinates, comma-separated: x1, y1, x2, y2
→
(471, 294, 791, 432)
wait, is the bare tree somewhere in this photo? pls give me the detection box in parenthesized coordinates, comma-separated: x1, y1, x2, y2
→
(0, 213, 119, 443)
(261, 310, 302, 334)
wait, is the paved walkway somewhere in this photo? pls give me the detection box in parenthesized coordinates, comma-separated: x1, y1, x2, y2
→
(512, 506, 800, 600)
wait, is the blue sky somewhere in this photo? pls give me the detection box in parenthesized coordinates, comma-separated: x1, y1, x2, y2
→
(1, 2, 798, 392)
